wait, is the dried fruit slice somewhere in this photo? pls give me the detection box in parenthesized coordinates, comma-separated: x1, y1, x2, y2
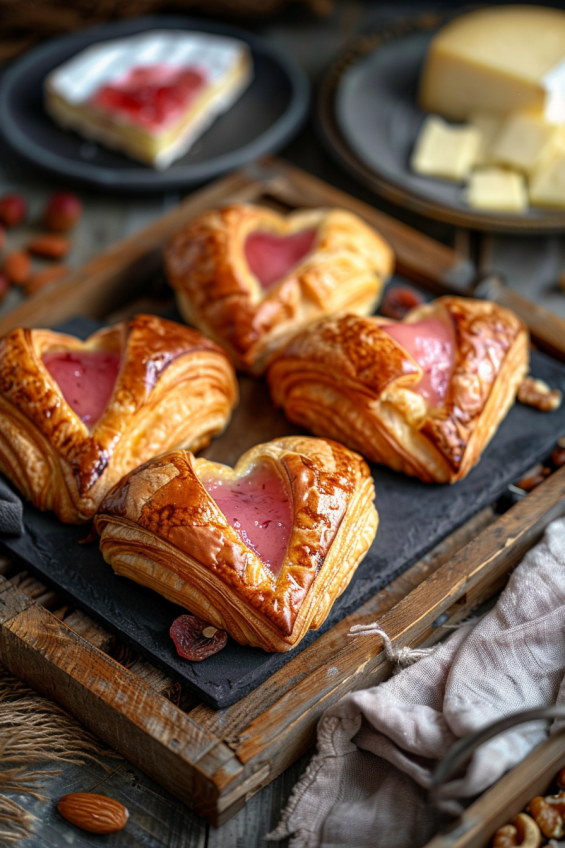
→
(380, 286, 424, 320)
(170, 614, 227, 661)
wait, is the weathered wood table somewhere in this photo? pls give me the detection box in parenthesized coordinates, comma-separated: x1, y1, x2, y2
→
(2, 2, 565, 845)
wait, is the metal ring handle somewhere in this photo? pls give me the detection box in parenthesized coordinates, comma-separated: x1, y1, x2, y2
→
(429, 705, 565, 809)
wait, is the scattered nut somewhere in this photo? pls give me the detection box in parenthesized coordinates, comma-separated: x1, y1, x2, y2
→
(381, 285, 424, 320)
(552, 447, 565, 469)
(516, 465, 551, 492)
(25, 265, 69, 297)
(492, 824, 519, 848)
(28, 234, 70, 259)
(170, 614, 228, 661)
(529, 795, 564, 839)
(3, 251, 30, 285)
(57, 792, 128, 834)
(513, 813, 542, 848)
(0, 193, 26, 227)
(43, 191, 82, 232)
(518, 377, 563, 412)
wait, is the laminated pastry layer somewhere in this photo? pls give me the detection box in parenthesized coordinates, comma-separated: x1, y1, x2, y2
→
(164, 203, 394, 374)
(95, 436, 378, 651)
(0, 314, 238, 522)
(267, 297, 529, 483)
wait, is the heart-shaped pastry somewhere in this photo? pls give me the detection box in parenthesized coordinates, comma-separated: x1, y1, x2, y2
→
(94, 436, 378, 651)
(268, 297, 529, 483)
(164, 204, 394, 374)
(0, 314, 237, 523)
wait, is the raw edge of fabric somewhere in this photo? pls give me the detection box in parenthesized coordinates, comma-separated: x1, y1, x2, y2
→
(266, 714, 361, 847)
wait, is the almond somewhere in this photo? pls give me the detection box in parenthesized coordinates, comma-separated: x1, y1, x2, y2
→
(57, 793, 128, 834)
(25, 265, 69, 297)
(28, 234, 70, 259)
(3, 251, 30, 285)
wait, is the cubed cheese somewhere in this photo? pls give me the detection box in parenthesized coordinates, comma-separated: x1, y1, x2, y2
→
(469, 112, 502, 166)
(411, 115, 481, 181)
(419, 7, 565, 123)
(465, 167, 528, 213)
(530, 142, 565, 207)
(489, 111, 558, 174)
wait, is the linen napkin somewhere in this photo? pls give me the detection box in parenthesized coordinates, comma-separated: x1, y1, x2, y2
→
(0, 478, 23, 536)
(269, 516, 565, 848)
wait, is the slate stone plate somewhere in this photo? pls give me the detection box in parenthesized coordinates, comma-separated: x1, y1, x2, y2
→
(318, 20, 565, 232)
(2, 312, 565, 708)
(0, 16, 309, 192)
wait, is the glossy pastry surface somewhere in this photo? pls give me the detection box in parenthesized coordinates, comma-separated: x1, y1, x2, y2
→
(95, 436, 378, 651)
(0, 314, 237, 523)
(268, 297, 529, 483)
(164, 203, 394, 374)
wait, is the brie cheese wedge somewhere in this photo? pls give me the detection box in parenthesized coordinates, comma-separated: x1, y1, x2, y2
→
(44, 30, 253, 169)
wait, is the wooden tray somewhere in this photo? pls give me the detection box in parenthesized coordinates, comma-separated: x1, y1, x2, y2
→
(2, 157, 565, 826)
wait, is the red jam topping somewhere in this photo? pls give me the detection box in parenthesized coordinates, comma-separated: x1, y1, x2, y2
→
(92, 64, 207, 131)
(244, 228, 317, 289)
(383, 316, 456, 407)
(42, 351, 121, 425)
(202, 460, 292, 577)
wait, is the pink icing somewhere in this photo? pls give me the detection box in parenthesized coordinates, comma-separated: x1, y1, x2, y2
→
(202, 460, 292, 577)
(244, 228, 317, 289)
(42, 351, 121, 425)
(382, 316, 456, 407)
(92, 64, 207, 131)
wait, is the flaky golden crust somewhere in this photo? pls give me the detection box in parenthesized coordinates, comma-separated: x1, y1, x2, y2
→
(268, 297, 529, 484)
(95, 436, 378, 651)
(0, 314, 238, 522)
(164, 204, 394, 374)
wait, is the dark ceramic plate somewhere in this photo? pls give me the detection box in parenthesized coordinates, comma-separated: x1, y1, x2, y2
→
(0, 16, 309, 192)
(3, 304, 565, 709)
(318, 19, 565, 232)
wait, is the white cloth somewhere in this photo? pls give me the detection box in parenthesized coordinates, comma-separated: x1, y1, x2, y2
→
(269, 517, 565, 848)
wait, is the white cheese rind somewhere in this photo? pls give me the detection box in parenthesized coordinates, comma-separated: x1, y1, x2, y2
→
(46, 30, 249, 104)
(411, 115, 480, 181)
(419, 6, 565, 123)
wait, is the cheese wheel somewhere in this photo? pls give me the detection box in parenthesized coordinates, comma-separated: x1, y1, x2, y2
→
(420, 7, 565, 124)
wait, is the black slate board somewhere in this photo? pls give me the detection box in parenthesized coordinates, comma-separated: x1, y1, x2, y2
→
(2, 315, 565, 708)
